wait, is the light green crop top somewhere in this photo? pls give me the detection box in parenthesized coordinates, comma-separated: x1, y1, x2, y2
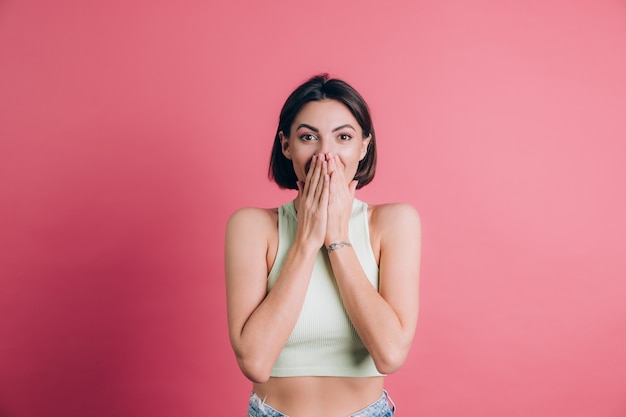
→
(267, 199, 384, 377)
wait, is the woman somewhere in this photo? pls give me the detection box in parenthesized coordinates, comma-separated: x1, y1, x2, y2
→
(225, 74, 421, 416)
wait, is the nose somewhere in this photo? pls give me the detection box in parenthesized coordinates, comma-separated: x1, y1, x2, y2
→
(318, 138, 336, 158)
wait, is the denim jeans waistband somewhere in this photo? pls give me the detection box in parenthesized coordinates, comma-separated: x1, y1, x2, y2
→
(247, 389, 395, 417)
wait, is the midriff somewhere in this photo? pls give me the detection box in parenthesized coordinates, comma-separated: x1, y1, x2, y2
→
(252, 376, 385, 417)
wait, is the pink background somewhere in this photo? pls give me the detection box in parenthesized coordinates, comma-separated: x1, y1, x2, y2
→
(1, 1, 625, 416)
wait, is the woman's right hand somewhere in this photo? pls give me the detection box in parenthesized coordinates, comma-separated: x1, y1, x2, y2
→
(226, 155, 329, 382)
(294, 154, 329, 252)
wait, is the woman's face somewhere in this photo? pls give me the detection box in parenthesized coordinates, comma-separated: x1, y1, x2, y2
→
(280, 99, 371, 184)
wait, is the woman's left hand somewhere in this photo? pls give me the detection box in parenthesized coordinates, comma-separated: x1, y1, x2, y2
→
(325, 153, 358, 246)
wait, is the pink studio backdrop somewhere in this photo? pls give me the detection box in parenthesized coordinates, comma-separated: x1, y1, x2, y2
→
(1, 1, 625, 416)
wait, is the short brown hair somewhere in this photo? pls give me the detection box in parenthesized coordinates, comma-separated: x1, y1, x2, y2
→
(269, 74, 377, 190)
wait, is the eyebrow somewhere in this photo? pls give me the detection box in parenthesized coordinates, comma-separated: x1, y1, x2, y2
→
(332, 124, 356, 132)
(296, 123, 319, 132)
(296, 123, 356, 132)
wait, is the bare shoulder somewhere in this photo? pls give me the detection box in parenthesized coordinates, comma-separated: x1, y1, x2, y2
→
(369, 202, 421, 236)
(225, 206, 280, 275)
(226, 206, 279, 255)
(227, 206, 278, 231)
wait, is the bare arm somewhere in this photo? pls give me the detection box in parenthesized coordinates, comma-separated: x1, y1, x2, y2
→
(225, 155, 329, 383)
(327, 203, 421, 374)
(324, 154, 420, 374)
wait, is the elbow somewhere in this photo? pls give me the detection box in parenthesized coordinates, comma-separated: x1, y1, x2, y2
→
(373, 344, 410, 375)
(374, 356, 405, 375)
(230, 336, 275, 383)
(237, 355, 272, 383)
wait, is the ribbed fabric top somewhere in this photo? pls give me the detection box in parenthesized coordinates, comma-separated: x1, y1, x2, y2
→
(267, 199, 383, 377)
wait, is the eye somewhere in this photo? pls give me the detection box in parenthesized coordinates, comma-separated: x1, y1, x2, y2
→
(338, 133, 352, 141)
(299, 133, 317, 141)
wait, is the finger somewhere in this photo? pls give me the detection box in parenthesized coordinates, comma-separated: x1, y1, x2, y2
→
(307, 154, 324, 202)
(327, 154, 337, 178)
(320, 171, 330, 208)
(326, 152, 336, 175)
(332, 154, 344, 173)
(329, 154, 347, 189)
(303, 154, 318, 197)
(328, 166, 340, 204)
(314, 158, 328, 201)
(312, 153, 324, 186)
